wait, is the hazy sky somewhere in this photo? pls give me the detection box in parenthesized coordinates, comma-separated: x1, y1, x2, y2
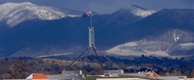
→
(1, 0, 194, 14)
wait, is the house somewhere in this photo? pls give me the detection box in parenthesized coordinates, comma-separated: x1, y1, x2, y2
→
(26, 73, 49, 80)
(138, 71, 160, 77)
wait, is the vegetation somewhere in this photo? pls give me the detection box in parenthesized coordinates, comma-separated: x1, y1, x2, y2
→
(0, 55, 194, 79)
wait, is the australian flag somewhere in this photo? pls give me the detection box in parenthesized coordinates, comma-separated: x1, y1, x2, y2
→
(82, 11, 91, 18)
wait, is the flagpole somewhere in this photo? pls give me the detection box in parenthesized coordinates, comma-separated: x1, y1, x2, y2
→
(91, 11, 92, 27)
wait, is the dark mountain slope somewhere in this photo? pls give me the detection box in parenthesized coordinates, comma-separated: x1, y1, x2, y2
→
(105, 9, 194, 58)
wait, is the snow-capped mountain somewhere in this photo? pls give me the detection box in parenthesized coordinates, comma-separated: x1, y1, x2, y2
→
(102, 5, 156, 28)
(0, 2, 82, 27)
(105, 29, 194, 58)
(104, 9, 194, 58)
(0, 4, 194, 58)
(116, 4, 156, 18)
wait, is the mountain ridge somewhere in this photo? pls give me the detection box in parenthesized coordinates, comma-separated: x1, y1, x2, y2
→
(105, 9, 194, 58)
(120, 4, 156, 18)
(0, 3, 194, 58)
(0, 2, 83, 27)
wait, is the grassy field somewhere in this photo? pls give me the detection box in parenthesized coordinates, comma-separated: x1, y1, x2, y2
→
(85, 75, 161, 80)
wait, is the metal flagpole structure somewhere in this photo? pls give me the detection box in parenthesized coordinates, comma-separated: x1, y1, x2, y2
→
(64, 11, 121, 71)
(91, 11, 92, 27)
(80, 47, 91, 70)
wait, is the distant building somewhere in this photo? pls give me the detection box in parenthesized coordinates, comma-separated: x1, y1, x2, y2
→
(3, 73, 49, 80)
(46, 70, 84, 80)
(3, 71, 189, 80)
(103, 70, 124, 76)
(138, 71, 160, 77)
(122, 70, 187, 80)
(26, 73, 49, 80)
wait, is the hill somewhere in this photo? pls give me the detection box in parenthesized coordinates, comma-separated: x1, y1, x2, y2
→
(0, 4, 156, 57)
(106, 9, 194, 58)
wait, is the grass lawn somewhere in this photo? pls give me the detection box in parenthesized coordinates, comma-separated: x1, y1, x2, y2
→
(85, 75, 161, 80)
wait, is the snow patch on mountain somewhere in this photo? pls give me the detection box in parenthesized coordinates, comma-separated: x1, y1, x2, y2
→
(105, 29, 194, 58)
(0, 2, 81, 27)
(105, 40, 170, 57)
(36, 53, 72, 58)
(120, 4, 156, 17)
(180, 43, 194, 47)
(179, 43, 194, 50)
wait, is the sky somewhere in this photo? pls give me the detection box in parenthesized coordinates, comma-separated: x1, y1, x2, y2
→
(1, 0, 194, 14)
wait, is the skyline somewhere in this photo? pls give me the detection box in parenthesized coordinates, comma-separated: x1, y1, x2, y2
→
(0, 0, 194, 14)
